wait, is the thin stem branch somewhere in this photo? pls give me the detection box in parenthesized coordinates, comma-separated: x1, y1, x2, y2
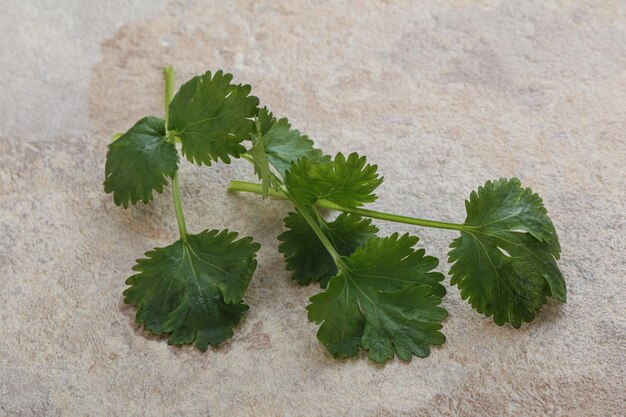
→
(164, 66, 188, 241)
(320, 200, 466, 231)
(279, 184, 344, 264)
(241, 161, 345, 263)
(164, 66, 174, 125)
(229, 179, 286, 200)
(171, 172, 188, 240)
(228, 180, 466, 232)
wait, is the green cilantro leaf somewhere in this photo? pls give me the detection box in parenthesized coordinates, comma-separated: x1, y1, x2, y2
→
(104, 116, 178, 208)
(168, 70, 259, 166)
(307, 233, 447, 363)
(247, 108, 273, 197)
(278, 211, 378, 286)
(285, 152, 383, 207)
(248, 138, 273, 197)
(257, 107, 329, 176)
(255, 106, 275, 135)
(123, 229, 260, 351)
(248, 107, 329, 197)
(448, 178, 565, 328)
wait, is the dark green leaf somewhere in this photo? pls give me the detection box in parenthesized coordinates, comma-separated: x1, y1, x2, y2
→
(308, 233, 447, 363)
(448, 177, 565, 328)
(104, 116, 178, 208)
(124, 229, 260, 351)
(278, 211, 378, 287)
(285, 152, 383, 207)
(168, 70, 259, 166)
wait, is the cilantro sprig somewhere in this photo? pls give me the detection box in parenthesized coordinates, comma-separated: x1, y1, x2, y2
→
(105, 67, 566, 362)
(105, 67, 260, 350)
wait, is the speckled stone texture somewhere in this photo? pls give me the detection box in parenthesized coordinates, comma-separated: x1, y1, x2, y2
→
(1, 1, 624, 416)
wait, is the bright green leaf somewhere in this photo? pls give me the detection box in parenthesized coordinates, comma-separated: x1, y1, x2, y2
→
(248, 138, 273, 197)
(258, 107, 329, 176)
(249, 107, 329, 197)
(278, 211, 378, 287)
(285, 152, 383, 207)
(308, 233, 447, 363)
(448, 177, 566, 328)
(123, 229, 260, 351)
(168, 70, 259, 166)
(255, 106, 276, 136)
(104, 116, 178, 208)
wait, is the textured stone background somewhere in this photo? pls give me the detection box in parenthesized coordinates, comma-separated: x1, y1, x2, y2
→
(1, 1, 624, 416)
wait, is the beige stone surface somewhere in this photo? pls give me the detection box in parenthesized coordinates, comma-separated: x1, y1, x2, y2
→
(1, 0, 625, 416)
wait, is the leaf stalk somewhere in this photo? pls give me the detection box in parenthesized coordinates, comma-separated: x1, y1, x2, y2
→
(228, 180, 466, 232)
(164, 66, 189, 241)
(278, 184, 345, 266)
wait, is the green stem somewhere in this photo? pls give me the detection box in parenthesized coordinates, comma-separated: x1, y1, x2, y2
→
(278, 184, 344, 265)
(240, 153, 255, 164)
(229, 179, 286, 200)
(164, 66, 188, 241)
(237, 163, 344, 263)
(228, 180, 466, 232)
(164, 66, 174, 125)
(171, 171, 188, 240)
(320, 200, 465, 231)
